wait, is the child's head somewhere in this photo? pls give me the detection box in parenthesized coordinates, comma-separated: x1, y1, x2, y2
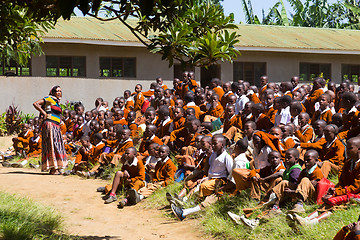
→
(324, 124, 338, 142)
(186, 119, 201, 134)
(185, 108, 196, 118)
(281, 125, 292, 138)
(268, 151, 282, 166)
(117, 128, 131, 141)
(280, 95, 292, 109)
(196, 93, 206, 105)
(206, 89, 215, 102)
(201, 136, 212, 153)
(210, 78, 220, 89)
(194, 135, 204, 149)
(184, 92, 195, 104)
(244, 121, 256, 138)
(341, 92, 358, 110)
(148, 143, 160, 157)
(173, 107, 184, 120)
(33, 127, 40, 136)
(27, 118, 34, 126)
(212, 134, 226, 153)
(290, 101, 303, 117)
(156, 77, 163, 86)
(158, 145, 170, 160)
(75, 104, 85, 116)
(118, 97, 125, 109)
(123, 147, 137, 162)
(265, 93, 274, 107)
(318, 93, 331, 111)
(253, 134, 265, 152)
(293, 91, 303, 101)
(223, 82, 231, 93)
(260, 75, 268, 87)
(127, 111, 136, 123)
(269, 126, 282, 139)
(98, 110, 105, 120)
(91, 109, 98, 118)
(114, 109, 124, 120)
(312, 78, 323, 90)
(69, 110, 76, 119)
(93, 133, 103, 145)
(234, 138, 248, 156)
(33, 117, 40, 126)
(154, 87, 165, 100)
(104, 111, 113, 119)
(90, 120, 100, 132)
(313, 120, 327, 136)
(98, 119, 105, 131)
(236, 84, 245, 97)
(104, 118, 113, 129)
(144, 124, 157, 138)
(227, 94, 237, 105)
(85, 111, 92, 122)
(225, 105, 235, 119)
(284, 148, 299, 169)
(63, 109, 70, 119)
(251, 103, 264, 118)
(174, 99, 184, 108)
(124, 90, 131, 99)
(291, 76, 299, 88)
(273, 97, 281, 111)
(112, 100, 120, 109)
(280, 82, 292, 94)
(135, 84, 142, 93)
(72, 115, 79, 124)
(80, 136, 91, 148)
(298, 112, 310, 127)
(346, 137, 360, 161)
(210, 94, 220, 106)
(331, 113, 343, 127)
(77, 116, 84, 126)
(304, 149, 319, 170)
(243, 101, 254, 115)
(145, 108, 156, 125)
(194, 87, 204, 97)
(327, 81, 336, 93)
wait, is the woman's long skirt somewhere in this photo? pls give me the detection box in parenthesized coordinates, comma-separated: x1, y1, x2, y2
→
(41, 121, 67, 171)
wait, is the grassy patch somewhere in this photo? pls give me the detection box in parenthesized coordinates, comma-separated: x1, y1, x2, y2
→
(142, 177, 360, 240)
(0, 191, 75, 240)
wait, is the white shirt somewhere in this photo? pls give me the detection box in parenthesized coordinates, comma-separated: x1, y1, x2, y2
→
(145, 156, 159, 166)
(235, 95, 249, 114)
(208, 150, 234, 180)
(253, 145, 272, 169)
(274, 106, 291, 126)
(234, 153, 250, 169)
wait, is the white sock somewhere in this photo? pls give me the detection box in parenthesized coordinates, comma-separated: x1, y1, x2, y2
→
(139, 194, 144, 200)
(194, 184, 200, 193)
(183, 196, 188, 202)
(183, 205, 201, 216)
(263, 192, 277, 205)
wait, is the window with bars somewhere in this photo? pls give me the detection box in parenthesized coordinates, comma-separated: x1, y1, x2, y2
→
(99, 57, 136, 78)
(299, 63, 331, 81)
(233, 62, 266, 86)
(342, 64, 360, 83)
(46, 56, 86, 77)
(0, 59, 31, 76)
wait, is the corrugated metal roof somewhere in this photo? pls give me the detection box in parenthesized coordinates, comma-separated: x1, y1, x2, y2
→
(43, 17, 360, 52)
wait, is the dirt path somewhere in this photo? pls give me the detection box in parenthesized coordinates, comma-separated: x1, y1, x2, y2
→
(0, 167, 209, 240)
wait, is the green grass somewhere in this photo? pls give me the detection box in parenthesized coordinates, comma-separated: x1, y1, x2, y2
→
(142, 174, 360, 240)
(0, 191, 75, 240)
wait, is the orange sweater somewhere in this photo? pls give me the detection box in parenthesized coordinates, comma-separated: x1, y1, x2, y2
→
(153, 158, 177, 186)
(206, 103, 224, 118)
(134, 92, 145, 111)
(304, 89, 324, 115)
(311, 109, 332, 124)
(223, 115, 242, 133)
(333, 226, 360, 240)
(213, 86, 225, 100)
(295, 125, 314, 143)
(121, 157, 146, 183)
(139, 135, 163, 153)
(335, 158, 360, 196)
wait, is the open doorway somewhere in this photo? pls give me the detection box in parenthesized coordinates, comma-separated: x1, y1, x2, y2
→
(201, 65, 221, 87)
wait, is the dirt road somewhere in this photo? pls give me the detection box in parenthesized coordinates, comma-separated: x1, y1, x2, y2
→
(0, 167, 209, 240)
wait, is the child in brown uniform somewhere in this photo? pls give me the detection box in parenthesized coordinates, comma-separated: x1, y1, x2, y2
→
(12, 123, 34, 157)
(101, 147, 145, 207)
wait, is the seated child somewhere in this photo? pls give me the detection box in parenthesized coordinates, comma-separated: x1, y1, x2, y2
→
(12, 123, 33, 157)
(138, 124, 163, 154)
(232, 150, 285, 200)
(28, 127, 42, 157)
(294, 112, 314, 143)
(101, 147, 145, 208)
(311, 93, 333, 124)
(333, 215, 360, 240)
(267, 149, 323, 214)
(171, 135, 233, 221)
(135, 145, 176, 203)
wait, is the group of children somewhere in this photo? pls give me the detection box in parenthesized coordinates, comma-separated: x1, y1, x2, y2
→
(9, 73, 360, 236)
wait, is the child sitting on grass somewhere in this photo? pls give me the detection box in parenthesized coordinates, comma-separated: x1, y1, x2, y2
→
(99, 147, 145, 208)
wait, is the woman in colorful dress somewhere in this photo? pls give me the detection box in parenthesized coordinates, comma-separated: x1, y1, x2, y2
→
(33, 86, 67, 175)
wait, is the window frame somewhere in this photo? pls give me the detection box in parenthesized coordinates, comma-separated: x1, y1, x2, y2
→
(0, 59, 32, 76)
(99, 57, 136, 78)
(341, 64, 360, 83)
(45, 56, 86, 77)
(299, 62, 331, 81)
(233, 61, 267, 86)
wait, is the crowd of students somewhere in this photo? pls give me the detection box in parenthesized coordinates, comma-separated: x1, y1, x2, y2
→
(10, 73, 360, 237)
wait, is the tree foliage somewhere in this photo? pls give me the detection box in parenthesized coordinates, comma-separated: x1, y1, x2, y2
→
(241, 0, 360, 29)
(0, 0, 239, 69)
(0, 2, 54, 66)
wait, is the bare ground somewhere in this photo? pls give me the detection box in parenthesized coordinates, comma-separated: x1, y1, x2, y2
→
(0, 137, 211, 240)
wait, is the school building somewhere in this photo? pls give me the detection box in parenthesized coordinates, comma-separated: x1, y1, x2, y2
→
(1, 17, 360, 113)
